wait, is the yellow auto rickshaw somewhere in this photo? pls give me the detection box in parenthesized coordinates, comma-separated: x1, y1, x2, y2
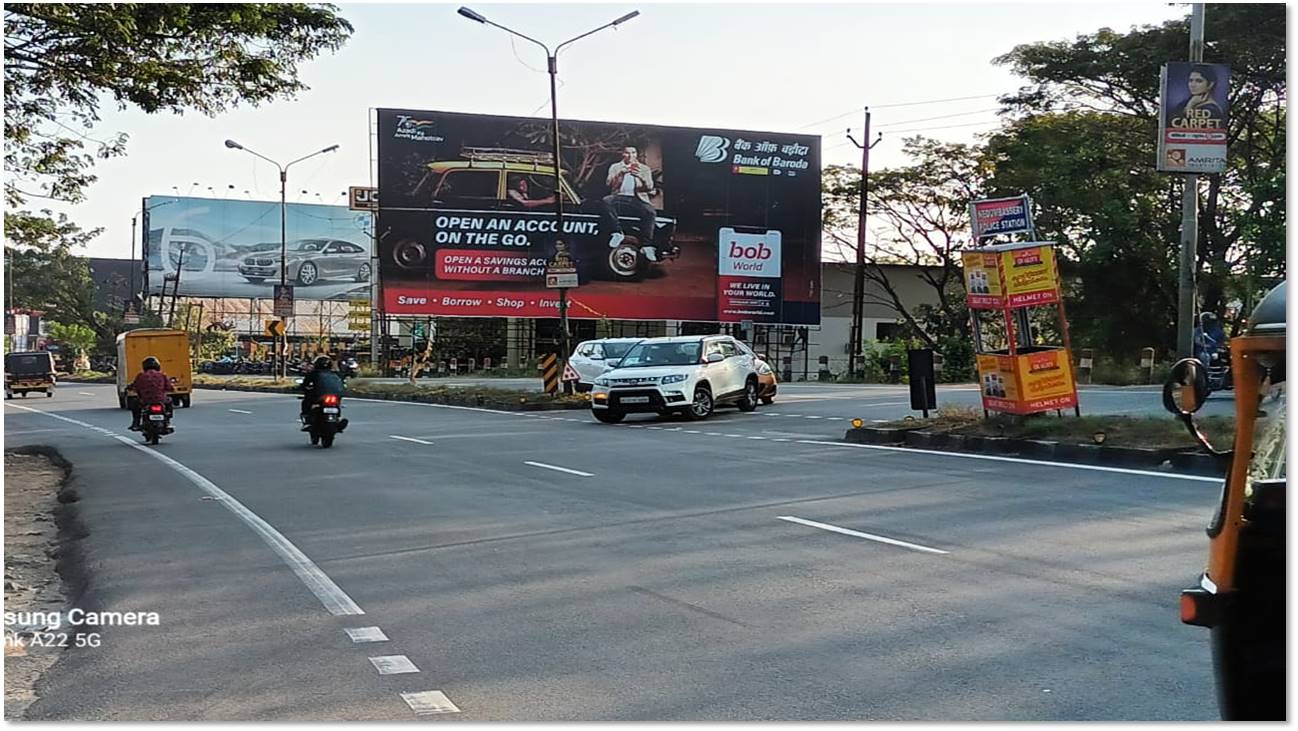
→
(1165, 281, 1285, 721)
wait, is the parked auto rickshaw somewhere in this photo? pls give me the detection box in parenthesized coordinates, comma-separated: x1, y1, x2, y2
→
(4, 350, 57, 399)
(1165, 281, 1285, 721)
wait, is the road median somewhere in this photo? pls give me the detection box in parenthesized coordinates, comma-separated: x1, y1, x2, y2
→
(191, 375, 591, 411)
(845, 407, 1232, 476)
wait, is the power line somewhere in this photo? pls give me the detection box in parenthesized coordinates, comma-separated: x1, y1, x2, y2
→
(821, 118, 1004, 153)
(875, 108, 1001, 129)
(795, 94, 1001, 130)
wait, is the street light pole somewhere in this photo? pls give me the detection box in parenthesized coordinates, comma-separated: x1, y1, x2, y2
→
(458, 6, 639, 388)
(224, 139, 339, 380)
(1177, 3, 1206, 359)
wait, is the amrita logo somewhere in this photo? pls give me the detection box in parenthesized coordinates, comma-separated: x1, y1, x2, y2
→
(695, 135, 730, 163)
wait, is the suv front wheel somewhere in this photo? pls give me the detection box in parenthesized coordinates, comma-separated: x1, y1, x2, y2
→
(737, 378, 758, 412)
(686, 386, 714, 420)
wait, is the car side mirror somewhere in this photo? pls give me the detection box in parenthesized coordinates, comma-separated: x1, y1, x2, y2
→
(707, 352, 724, 364)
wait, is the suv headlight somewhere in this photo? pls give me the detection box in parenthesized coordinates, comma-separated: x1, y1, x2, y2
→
(594, 376, 611, 387)
(661, 374, 688, 385)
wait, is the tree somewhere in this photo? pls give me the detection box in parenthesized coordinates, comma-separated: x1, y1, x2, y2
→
(822, 137, 983, 357)
(47, 321, 97, 361)
(4, 3, 354, 208)
(4, 211, 100, 328)
(994, 3, 1286, 345)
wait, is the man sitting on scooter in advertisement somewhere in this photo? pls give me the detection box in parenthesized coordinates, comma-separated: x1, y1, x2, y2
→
(300, 355, 348, 432)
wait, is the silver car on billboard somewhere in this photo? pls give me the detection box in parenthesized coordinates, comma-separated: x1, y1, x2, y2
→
(239, 239, 372, 286)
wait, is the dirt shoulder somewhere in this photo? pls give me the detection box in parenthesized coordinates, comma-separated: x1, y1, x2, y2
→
(874, 408, 1235, 450)
(4, 449, 75, 720)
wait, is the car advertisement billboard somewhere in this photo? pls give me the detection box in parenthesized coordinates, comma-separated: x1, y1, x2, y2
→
(375, 108, 822, 324)
(1158, 62, 1230, 174)
(143, 196, 373, 300)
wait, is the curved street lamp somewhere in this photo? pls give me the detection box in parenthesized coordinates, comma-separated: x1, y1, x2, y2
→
(223, 139, 339, 378)
(457, 6, 639, 385)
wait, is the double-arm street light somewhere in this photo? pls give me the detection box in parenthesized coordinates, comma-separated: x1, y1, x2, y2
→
(224, 139, 339, 379)
(457, 6, 639, 385)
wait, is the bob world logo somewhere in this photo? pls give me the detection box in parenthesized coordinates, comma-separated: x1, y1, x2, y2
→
(394, 115, 445, 143)
(695, 135, 730, 163)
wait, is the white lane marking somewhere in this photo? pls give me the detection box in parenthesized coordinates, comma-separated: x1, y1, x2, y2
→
(803, 415, 823, 419)
(389, 435, 434, 445)
(724, 433, 744, 438)
(78, 392, 94, 396)
(824, 417, 844, 421)
(777, 515, 949, 555)
(762, 412, 780, 417)
(772, 438, 792, 442)
(683, 430, 701, 434)
(228, 408, 252, 414)
(793, 439, 1221, 483)
(524, 461, 593, 477)
(746, 436, 766, 440)
(401, 690, 461, 715)
(345, 626, 389, 643)
(369, 655, 420, 675)
(704, 432, 724, 436)
(5, 403, 365, 616)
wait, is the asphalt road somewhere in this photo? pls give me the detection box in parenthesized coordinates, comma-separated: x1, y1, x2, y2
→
(5, 384, 1222, 721)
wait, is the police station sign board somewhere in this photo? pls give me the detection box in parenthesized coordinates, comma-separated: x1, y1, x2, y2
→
(970, 195, 1033, 240)
(375, 108, 821, 324)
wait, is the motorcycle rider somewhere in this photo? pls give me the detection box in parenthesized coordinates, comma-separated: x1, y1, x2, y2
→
(1194, 311, 1227, 367)
(128, 356, 172, 431)
(300, 355, 348, 432)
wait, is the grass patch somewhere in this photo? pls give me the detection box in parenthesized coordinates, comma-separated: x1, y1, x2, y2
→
(876, 407, 1235, 450)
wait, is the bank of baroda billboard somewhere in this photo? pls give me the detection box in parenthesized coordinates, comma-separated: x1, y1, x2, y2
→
(376, 108, 821, 324)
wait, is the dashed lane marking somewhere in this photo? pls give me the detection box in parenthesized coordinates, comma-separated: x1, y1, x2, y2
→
(228, 408, 252, 414)
(369, 655, 420, 675)
(345, 627, 389, 643)
(524, 461, 594, 477)
(778, 515, 949, 555)
(390, 435, 434, 445)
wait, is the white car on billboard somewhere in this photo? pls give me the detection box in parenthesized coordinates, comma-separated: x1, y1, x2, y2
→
(590, 335, 759, 423)
(568, 338, 642, 391)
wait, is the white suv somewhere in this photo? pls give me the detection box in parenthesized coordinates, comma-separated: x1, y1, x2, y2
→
(568, 338, 643, 391)
(590, 335, 760, 423)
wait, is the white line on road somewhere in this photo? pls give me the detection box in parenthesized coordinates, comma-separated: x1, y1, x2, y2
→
(5, 403, 366, 616)
(793, 439, 1222, 482)
(389, 435, 434, 445)
(345, 626, 389, 643)
(228, 408, 252, 414)
(78, 392, 94, 396)
(777, 515, 949, 555)
(524, 461, 593, 477)
(369, 655, 420, 675)
(401, 690, 461, 715)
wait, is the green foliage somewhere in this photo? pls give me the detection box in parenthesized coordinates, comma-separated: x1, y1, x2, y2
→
(47, 321, 96, 356)
(4, 3, 353, 207)
(992, 3, 1286, 352)
(4, 211, 98, 328)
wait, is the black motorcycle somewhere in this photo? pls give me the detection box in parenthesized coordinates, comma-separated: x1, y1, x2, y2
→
(140, 402, 174, 445)
(302, 392, 346, 448)
(1203, 343, 1233, 393)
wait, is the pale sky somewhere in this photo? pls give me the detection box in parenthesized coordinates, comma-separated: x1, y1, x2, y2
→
(33, 1, 1186, 259)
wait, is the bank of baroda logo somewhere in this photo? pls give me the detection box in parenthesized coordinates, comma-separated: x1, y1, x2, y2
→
(695, 135, 730, 163)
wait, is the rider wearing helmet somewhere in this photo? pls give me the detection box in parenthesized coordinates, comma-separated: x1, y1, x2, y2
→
(300, 355, 346, 430)
(128, 356, 172, 431)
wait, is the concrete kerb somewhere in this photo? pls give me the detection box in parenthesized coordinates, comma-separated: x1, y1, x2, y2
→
(190, 382, 590, 412)
(845, 426, 1224, 476)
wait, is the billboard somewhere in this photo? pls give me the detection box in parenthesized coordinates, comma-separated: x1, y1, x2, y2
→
(143, 196, 373, 300)
(375, 109, 821, 324)
(1158, 62, 1230, 174)
(970, 195, 1033, 239)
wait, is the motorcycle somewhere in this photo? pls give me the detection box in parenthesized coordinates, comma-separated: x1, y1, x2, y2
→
(338, 356, 360, 382)
(139, 402, 174, 445)
(1205, 343, 1233, 393)
(301, 391, 347, 448)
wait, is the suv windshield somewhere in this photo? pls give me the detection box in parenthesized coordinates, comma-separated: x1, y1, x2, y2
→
(618, 341, 702, 368)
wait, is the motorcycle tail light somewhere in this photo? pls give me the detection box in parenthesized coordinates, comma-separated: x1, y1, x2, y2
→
(322, 394, 340, 406)
(148, 404, 165, 413)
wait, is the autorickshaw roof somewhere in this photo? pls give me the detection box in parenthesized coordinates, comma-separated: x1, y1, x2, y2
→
(1246, 281, 1286, 337)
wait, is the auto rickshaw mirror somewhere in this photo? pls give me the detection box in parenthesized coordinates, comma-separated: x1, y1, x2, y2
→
(1163, 357, 1209, 416)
